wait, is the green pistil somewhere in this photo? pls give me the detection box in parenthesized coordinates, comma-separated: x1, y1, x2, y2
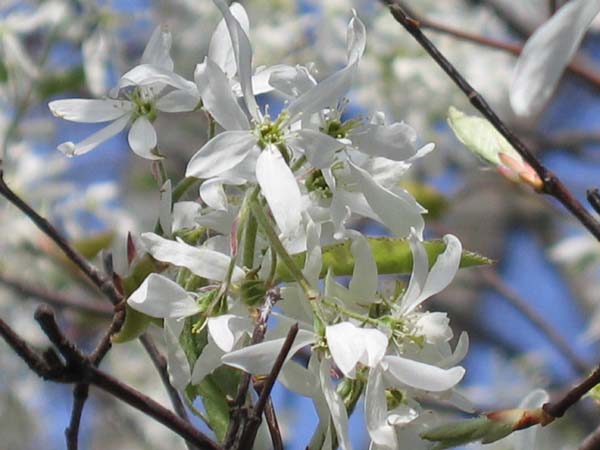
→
(131, 88, 157, 121)
(306, 169, 332, 199)
(256, 112, 289, 148)
(321, 118, 359, 139)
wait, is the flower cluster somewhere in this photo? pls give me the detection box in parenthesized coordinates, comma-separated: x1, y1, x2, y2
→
(47, 1, 484, 448)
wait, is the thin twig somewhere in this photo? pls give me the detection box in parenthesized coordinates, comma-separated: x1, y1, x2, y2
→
(380, 0, 600, 242)
(239, 323, 299, 450)
(479, 269, 589, 374)
(0, 272, 113, 317)
(0, 172, 123, 306)
(578, 423, 600, 450)
(66, 384, 89, 450)
(543, 365, 600, 419)
(88, 367, 223, 450)
(0, 310, 223, 450)
(393, 1, 600, 91)
(224, 288, 282, 449)
(140, 334, 198, 450)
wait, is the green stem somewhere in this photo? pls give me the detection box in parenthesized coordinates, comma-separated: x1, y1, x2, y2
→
(172, 176, 199, 202)
(321, 298, 378, 325)
(249, 200, 315, 298)
(242, 213, 258, 270)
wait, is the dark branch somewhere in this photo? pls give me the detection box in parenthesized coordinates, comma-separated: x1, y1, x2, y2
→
(239, 323, 299, 450)
(140, 333, 198, 450)
(543, 365, 600, 419)
(0, 273, 113, 317)
(579, 424, 600, 450)
(224, 288, 282, 449)
(0, 308, 223, 450)
(0, 172, 123, 306)
(379, 0, 600, 242)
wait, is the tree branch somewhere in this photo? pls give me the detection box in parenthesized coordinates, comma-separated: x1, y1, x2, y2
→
(0, 171, 123, 306)
(379, 0, 600, 242)
(0, 308, 223, 450)
(239, 323, 299, 450)
(578, 423, 600, 450)
(543, 365, 600, 419)
(0, 273, 113, 317)
(224, 288, 282, 449)
(140, 333, 199, 450)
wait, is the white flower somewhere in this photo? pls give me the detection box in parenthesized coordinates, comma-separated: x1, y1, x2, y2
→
(49, 26, 198, 159)
(511, 0, 600, 116)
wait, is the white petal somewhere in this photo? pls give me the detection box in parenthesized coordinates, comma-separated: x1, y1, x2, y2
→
(415, 312, 452, 345)
(399, 230, 429, 313)
(319, 358, 353, 450)
(359, 328, 388, 368)
(366, 366, 398, 449)
(207, 314, 252, 352)
(57, 114, 130, 157)
(268, 64, 316, 98)
(256, 146, 303, 238)
(49, 99, 132, 123)
(141, 232, 244, 282)
(164, 319, 191, 390)
(511, 0, 600, 116)
(349, 161, 424, 238)
(208, 2, 249, 78)
(156, 90, 200, 112)
(194, 58, 249, 130)
(278, 360, 318, 397)
(221, 329, 314, 374)
(127, 273, 199, 318)
(185, 131, 256, 179)
(128, 116, 160, 160)
(191, 340, 225, 384)
(119, 64, 197, 92)
(286, 64, 354, 123)
(382, 356, 465, 392)
(346, 10, 367, 66)
(141, 25, 174, 70)
(326, 323, 364, 378)
(351, 121, 417, 161)
(288, 129, 343, 169)
(172, 201, 201, 232)
(348, 233, 378, 302)
(414, 234, 462, 307)
(212, 0, 259, 120)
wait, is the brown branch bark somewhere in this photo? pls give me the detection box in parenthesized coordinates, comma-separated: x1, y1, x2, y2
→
(0, 308, 223, 450)
(380, 0, 600, 242)
(239, 323, 299, 450)
(0, 273, 113, 317)
(0, 172, 123, 306)
(224, 288, 282, 449)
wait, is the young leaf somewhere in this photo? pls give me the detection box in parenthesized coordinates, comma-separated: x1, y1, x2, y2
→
(276, 237, 492, 282)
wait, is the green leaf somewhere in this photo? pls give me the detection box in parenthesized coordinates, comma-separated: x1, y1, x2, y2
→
(180, 315, 239, 442)
(276, 237, 493, 282)
(422, 416, 513, 450)
(447, 106, 521, 166)
(187, 376, 231, 442)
